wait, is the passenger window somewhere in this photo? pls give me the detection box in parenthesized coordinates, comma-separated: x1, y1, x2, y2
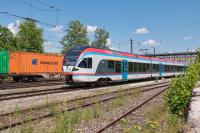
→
(108, 60, 114, 69)
(78, 58, 92, 68)
(143, 63, 147, 72)
(88, 58, 92, 68)
(147, 64, 150, 72)
(134, 62, 138, 72)
(139, 63, 143, 72)
(78, 58, 87, 68)
(128, 62, 133, 72)
(153, 64, 157, 72)
(157, 64, 159, 72)
(115, 61, 121, 72)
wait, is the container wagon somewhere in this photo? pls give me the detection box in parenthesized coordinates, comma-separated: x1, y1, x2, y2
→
(0, 51, 63, 83)
(0, 51, 9, 83)
(9, 51, 63, 82)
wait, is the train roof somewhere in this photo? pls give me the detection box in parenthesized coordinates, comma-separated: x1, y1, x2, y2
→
(68, 45, 186, 65)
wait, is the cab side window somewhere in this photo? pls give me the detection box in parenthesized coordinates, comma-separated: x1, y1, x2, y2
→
(78, 58, 92, 68)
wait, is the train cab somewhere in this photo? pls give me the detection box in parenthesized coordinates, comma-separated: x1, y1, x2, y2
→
(63, 45, 92, 84)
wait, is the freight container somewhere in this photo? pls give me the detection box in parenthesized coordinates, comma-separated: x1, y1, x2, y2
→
(0, 51, 9, 83)
(9, 51, 63, 82)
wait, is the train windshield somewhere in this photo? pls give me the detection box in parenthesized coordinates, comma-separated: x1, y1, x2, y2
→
(63, 46, 87, 66)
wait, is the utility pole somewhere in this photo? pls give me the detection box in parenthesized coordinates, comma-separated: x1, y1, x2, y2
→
(130, 39, 133, 54)
(186, 48, 189, 63)
(151, 47, 156, 55)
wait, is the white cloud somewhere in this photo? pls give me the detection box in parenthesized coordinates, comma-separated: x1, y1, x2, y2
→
(48, 25, 64, 33)
(110, 46, 117, 50)
(87, 25, 97, 34)
(44, 41, 53, 47)
(135, 27, 149, 34)
(142, 39, 158, 46)
(184, 35, 193, 40)
(16, 20, 20, 27)
(7, 20, 20, 35)
(106, 38, 111, 45)
(105, 38, 112, 48)
(43, 41, 62, 53)
(36, 23, 42, 28)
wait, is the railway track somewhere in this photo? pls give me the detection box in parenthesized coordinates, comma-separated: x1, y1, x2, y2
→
(96, 85, 167, 133)
(0, 81, 169, 131)
(0, 79, 65, 90)
(0, 86, 77, 101)
(0, 79, 167, 101)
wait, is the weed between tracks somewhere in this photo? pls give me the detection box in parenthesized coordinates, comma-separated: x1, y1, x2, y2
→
(119, 101, 188, 133)
(4, 87, 141, 133)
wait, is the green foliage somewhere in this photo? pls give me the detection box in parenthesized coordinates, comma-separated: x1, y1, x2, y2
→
(60, 20, 89, 54)
(126, 124, 142, 133)
(145, 120, 158, 130)
(91, 28, 110, 49)
(17, 20, 44, 53)
(164, 52, 200, 115)
(20, 122, 33, 133)
(0, 25, 17, 51)
(50, 106, 74, 133)
(142, 103, 187, 133)
(196, 48, 200, 63)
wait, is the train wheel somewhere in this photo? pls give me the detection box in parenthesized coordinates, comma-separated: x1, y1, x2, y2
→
(21, 77, 29, 82)
(97, 79, 103, 86)
(13, 76, 20, 82)
(0, 77, 3, 84)
(32, 77, 38, 82)
(97, 78, 109, 86)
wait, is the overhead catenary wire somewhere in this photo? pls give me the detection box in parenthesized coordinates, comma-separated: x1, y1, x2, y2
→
(34, 0, 86, 20)
(161, 20, 200, 39)
(21, 0, 55, 12)
(0, 11, 56, 27)
(34, 0, 60, 11)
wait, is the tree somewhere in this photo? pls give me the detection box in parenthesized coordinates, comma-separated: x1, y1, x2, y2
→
(17, 20, 44, 52)
(60, 20, 89, 54)
(196, 47, 200, 62)
(91, 28, 109, 49)
(0, 25, 17, 51)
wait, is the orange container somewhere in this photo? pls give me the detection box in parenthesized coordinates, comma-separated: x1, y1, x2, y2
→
(9, 52, 63, 75)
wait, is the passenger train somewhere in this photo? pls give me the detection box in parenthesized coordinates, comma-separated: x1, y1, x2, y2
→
(63, 45, 186, 85)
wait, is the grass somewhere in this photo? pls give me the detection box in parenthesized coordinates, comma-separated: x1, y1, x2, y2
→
(120, 101, 188, 133)
(6, 87, 142, 132)
(49, 88, 142, 132)
(142, 103, 188, 133)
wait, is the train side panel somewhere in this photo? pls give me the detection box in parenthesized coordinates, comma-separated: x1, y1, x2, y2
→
(0, 51, 9, 75)
(0, 51, 9, 82)
(63, 46, 187, 85)
(9, 52, 63, 75)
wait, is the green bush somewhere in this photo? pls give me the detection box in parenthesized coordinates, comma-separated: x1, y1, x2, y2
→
(164, 61, 200, 116)
(164, 77, 191, 115)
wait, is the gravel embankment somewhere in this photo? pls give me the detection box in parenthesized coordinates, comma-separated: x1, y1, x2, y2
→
(3, 85, 166, 133)
(76, 87, 165, 133)
(0, 80, 168, 115)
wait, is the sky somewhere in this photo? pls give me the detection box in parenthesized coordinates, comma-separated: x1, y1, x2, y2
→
(0, 0, 200, 54)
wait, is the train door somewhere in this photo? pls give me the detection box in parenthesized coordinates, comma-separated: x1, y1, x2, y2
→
(122, 60, 128, 80)
(159, 63, 163, 77)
